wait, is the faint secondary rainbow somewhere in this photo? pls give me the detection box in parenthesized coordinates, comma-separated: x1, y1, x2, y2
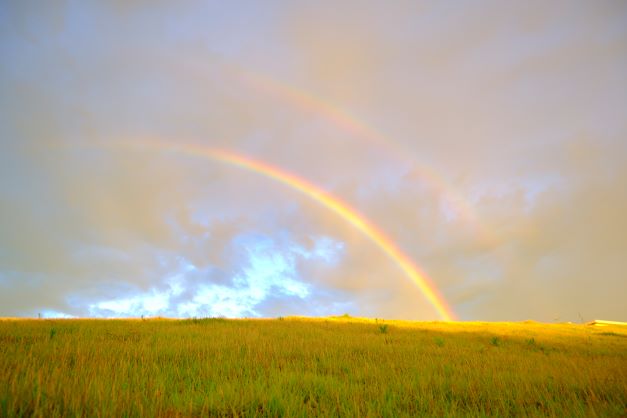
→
(104, 139, 456, 321)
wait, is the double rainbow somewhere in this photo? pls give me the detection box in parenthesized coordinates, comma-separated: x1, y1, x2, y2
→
(233, 68, 486, 236)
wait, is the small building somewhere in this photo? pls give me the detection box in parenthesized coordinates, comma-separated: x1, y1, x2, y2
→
(586, 320, 627, 327)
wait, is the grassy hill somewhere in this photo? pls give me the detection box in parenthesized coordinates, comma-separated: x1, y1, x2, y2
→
(1, 317, 625, 417)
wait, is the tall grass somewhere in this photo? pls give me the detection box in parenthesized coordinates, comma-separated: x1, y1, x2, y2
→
(0, 318, 625, 417)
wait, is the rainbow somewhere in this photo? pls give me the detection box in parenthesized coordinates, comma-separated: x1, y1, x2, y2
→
(232, 67, 494, 243)
(103, 139, 456, 320)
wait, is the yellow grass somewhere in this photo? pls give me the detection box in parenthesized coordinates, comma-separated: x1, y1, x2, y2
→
(1, 317, 625, 417)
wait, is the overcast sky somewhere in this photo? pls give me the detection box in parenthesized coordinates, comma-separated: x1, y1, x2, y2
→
(1, 1, 626, 321)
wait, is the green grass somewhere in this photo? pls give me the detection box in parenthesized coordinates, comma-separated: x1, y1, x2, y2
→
(0, 317, 625, 417)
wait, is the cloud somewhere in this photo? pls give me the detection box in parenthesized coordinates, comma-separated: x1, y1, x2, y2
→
(0, 1, 626, 320)
(84, 233, 344, 318)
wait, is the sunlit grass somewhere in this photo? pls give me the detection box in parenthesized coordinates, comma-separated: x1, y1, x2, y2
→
(1, 317, 625, 416)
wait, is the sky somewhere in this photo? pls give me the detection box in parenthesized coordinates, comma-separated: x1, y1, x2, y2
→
(1, 1, 626, 321)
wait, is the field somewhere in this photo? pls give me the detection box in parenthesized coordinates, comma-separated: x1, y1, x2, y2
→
(1, 317, 625, 417)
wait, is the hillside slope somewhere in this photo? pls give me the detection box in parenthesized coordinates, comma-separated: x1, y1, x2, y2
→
(1, 318, 625, 416)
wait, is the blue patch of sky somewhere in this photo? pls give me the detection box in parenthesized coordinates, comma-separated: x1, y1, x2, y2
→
(84, 232, 345, 318)
(41, 310, 76, 319)
(467, 172, 565, 213)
